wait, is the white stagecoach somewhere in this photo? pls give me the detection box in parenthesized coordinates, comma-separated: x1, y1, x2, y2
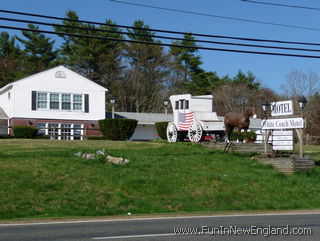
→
(166, 94, 225, 142)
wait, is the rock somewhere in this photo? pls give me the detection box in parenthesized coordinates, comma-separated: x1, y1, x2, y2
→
(106, 155, 130, 165)
(96, 149, 105, 155)
(82, 153, 95, 159)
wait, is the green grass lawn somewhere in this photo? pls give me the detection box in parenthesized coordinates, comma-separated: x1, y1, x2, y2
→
(1, 139, 320, 220)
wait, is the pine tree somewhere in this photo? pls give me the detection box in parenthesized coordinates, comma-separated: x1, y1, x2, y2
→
(16, 24, 58, 74)
(116, 20, 170, 112)
(170, 34, 219, 95)
(0, 32, 25, 87)
(54, 10, 124, 88)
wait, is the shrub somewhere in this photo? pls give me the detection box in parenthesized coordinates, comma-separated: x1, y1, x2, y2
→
(230, 131, 244, 142)
(13, 126, 38, 138)
(0, 135, 13, 139)
(229, 131, 257, 142)
(244, 131, 257, 141)
(155, 122, 168, 140)
(98, 118, 138, 141)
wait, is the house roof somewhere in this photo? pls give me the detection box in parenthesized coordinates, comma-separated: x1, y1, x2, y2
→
(0, 108, 8, 119)
(0, 65, 108, 93)
(106, 112, 173, 125)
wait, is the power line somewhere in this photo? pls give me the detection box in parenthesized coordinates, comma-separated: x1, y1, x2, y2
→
(1, 24, 320, 59)
(2, 9, 320, 47)
(2, 16, 320, 53)
(109, 0, 320, 31)
(241, 0, 320, 11)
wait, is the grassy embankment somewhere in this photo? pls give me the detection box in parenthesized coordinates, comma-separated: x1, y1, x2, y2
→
(0, 139, 320, 220)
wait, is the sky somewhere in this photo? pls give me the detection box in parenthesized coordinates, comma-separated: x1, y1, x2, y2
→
(1, 0, 320, 94)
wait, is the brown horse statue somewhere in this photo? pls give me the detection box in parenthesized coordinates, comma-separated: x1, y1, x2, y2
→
(224, 106, 257, 141)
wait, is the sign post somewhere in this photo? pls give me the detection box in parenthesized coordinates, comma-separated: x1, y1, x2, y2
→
(262, 100, 305, 157)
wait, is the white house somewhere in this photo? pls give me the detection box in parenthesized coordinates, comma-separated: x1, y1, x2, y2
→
(0, 65, 107, 139)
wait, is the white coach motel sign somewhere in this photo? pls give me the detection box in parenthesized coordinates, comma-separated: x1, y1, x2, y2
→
(262, 118, 304, 151)
(262, 118, 304, 130)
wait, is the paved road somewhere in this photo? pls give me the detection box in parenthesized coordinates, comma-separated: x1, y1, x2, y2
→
(0, 212, 319, 241)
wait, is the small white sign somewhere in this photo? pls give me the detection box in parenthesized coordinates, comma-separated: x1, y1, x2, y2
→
(271, 100, 293, 116)
(262, 118, 304, 130)
(273, 145, 293, 150)
(273, 140, 293, 145)
(273, 135, 293, 141)
(273, 130, 293, 136)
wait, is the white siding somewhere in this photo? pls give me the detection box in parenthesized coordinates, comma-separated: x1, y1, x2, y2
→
(130, 124, 158, 141)
(0, 87, 14, 117)
(190, 97, 212, 112)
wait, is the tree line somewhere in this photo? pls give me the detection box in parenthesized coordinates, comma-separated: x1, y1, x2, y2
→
(1, 10, 320, 137)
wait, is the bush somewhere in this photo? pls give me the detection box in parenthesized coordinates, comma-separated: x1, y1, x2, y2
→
(244, 131, 257, 141)
(155, 122, 169, 140)
(13, 126, 38, 138)
(229, 131, 257, 142)
(230, 131, 244, 142)
(0, 135, 13, 139)
(98, 118, 138, 141)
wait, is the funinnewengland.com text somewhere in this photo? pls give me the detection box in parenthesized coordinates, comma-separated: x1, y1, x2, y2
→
(174, 225, 312, 237)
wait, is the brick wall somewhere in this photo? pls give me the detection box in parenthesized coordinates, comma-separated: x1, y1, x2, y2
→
(9, 117, 102, 136)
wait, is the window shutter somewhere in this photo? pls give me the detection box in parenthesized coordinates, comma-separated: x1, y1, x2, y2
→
(84, 94, 89, 113)
(31, 91, 37, 110)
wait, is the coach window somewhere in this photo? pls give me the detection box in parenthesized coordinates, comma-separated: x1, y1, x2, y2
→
(185, 100, 189, 109)
(175, 101, 179, 110)
(179, 99, 184, 109)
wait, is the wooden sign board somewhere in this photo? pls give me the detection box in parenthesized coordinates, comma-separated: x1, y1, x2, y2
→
(271, 100, 293, 116)
(262, 118, 304, 130)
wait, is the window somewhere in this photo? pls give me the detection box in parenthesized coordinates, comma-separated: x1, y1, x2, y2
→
(37, 93, 47, 109)
(50, 93, 59, 109)
(185, 100, 189, 109)
(62, 94, 71, 110)
(175, 101, 179, 110)
(61, 124, 72, 140)
(36, 123, 46, 135)
(48, 123, 59, 138)
(73, 124, 83, 140)
(39, 123, 84, 140)
(179, 99, 184, 109)
(34, 92, 84, 111)
(73, 95, 83, 110)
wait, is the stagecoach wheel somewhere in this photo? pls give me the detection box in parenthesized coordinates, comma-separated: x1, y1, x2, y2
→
(167, 122, 178, 142)
(188, 121, 204, 142)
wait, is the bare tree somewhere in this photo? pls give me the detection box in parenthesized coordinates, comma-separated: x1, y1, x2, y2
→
(281, 69, 320, 137)
(281, 69, 320, 98)
(212, 83, 278, 118)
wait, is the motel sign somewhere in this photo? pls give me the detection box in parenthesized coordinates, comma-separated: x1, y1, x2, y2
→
(271, 100, 293, 117)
